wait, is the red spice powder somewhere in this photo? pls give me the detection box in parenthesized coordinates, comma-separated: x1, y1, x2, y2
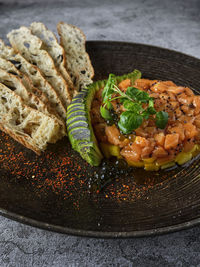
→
(0, 131, 179, 207)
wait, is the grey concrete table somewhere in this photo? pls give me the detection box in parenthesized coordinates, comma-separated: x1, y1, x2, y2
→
(1, 0, 200, 266)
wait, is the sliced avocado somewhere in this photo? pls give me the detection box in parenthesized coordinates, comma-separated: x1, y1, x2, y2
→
(66, 69, 142, 166)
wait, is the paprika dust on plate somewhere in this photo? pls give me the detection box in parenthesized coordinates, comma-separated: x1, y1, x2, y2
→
(0, 130, 189, 206)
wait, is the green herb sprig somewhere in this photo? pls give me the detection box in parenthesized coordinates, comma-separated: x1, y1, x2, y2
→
(100, 74, 168, 134)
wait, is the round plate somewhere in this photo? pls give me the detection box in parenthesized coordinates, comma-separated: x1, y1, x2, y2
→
(1, 41, 200, 238)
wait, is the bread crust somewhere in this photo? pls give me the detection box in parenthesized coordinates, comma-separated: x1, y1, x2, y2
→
(0, 83, 63, 154)
(7, 27, 71, 108)
(57, 22, 94, 94)
(0, 68, 66, 136)
(0, 56, 49, 105)
(30, 22, 74, 96)
(0, 123, 41, 155)
(0, 39, 67, 121)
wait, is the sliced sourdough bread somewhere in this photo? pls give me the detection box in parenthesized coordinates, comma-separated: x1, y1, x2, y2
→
(57, 22, 94, 93)
(0, 68, 66, 136)
(0, 56, 49, 105)
(0, 39, 66, 121)
(0, 82, 62, 154)
(0, 56, 21, 75)
(7, 27, 71, 109)
(30, 22, 74, 96)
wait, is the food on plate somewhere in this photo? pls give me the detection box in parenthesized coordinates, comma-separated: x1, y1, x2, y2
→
(1, 20, 200, 169)
(67, 71, 200, 170)
(0, 66, 66, 135)
(7, 26, 72, 108)
(0, 56, 44, 99)
(0, 39, 67, 121)
(0, 83, 62, 154)
(67, 70, 141, 166)
(30, 22, 74, 94)
(0, 22, 93, 153)
(57, 22, 94, 93)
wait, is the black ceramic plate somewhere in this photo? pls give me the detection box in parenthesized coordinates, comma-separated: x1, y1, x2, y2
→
(1, 41, 200, 238)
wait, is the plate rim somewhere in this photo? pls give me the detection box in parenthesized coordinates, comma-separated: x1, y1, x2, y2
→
(1, 40, 200, 238)
(87, 40, 200, 66)
(1, 207, 200, 238)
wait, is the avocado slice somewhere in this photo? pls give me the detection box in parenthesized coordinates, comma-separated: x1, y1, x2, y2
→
(66, 69, 142, 166)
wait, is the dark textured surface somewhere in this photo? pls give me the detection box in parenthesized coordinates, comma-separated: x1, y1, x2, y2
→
(1, 0, 200, 266)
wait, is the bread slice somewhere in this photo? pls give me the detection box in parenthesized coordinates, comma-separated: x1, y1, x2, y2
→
(30, 22, 74, 96)
(0, 68, 66, 136)
(0, 56, 65, 125)
(0, 56, 21, 75)
(7, 27, 71, 109)
(0, 39, 66, 121)
(57, 22, 94, 93)
(0, 82, 62, 154)
(0, 56, 49, 105)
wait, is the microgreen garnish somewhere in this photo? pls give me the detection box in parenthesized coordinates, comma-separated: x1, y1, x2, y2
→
(100, 105, 113, 121)
(155, 111, 169, 129)
(118, 112, 143, 134)
(100, 74, 168, 134)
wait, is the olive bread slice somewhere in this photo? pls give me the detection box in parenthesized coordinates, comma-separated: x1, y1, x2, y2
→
(30, 22, 74, 96)
(0, 68, 66, 136)
(57, 22, 94, 93)
(0, 56, 49, 105)
(0, 83, 62, 154)
(7, 27, 71, 109)
(0, 39, 66, 121)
